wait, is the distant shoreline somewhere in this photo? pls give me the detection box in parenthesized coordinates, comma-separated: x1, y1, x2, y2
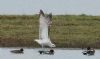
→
(0, 15, 100, 48)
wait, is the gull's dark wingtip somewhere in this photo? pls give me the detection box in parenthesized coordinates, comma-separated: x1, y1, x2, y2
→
(47, 13, 52, 19)
(40, 9, 44, 16)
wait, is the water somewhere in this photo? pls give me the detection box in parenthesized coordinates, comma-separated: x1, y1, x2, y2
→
(0, 48, 100, 59)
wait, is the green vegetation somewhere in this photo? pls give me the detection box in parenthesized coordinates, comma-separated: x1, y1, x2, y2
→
(0, 15, 100, 48)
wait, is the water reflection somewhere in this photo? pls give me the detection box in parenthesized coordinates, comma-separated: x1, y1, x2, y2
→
(0, 48, 100, 59)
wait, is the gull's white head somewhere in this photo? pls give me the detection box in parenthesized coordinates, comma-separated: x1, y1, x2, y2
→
(49, 44, 56, 47)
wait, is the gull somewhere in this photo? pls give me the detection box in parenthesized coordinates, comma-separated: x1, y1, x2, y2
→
(35, 10, 56, 49)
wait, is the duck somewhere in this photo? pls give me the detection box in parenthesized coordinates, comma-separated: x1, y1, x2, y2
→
(49, 49, 54, 54)
(10, 48, 24, 54)
(82, 47, 95, 55)
(38, 49, 54, 55)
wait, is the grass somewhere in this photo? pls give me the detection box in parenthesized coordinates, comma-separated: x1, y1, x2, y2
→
(0, 15, 100, 48)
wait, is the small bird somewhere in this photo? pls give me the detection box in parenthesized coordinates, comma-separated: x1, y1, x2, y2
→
(10, 48, 24, 54)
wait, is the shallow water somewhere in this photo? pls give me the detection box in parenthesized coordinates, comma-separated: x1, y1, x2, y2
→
(0, 48, 100, 59)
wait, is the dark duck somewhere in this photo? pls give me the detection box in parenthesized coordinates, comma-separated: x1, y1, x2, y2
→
(82, 47, 95, 55)
(11, 48, 24, 54)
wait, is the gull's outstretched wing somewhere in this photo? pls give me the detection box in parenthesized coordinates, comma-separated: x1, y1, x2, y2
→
(39, 10, 50, 41)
